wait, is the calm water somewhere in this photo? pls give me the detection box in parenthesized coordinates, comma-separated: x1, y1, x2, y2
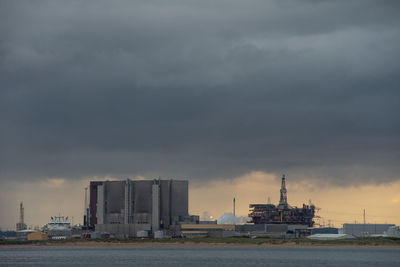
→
(0, 246, 399, 266)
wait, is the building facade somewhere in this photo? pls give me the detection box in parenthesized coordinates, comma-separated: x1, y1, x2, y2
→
(89, 179, 189, 235)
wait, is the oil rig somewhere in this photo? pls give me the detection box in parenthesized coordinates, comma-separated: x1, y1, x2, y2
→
(248, 175, 315, 226)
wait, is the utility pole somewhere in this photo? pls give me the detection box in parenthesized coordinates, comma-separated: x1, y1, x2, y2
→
(363, 209, 366, 224)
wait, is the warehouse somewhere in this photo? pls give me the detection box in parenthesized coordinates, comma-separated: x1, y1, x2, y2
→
(342, 223, 395, 237)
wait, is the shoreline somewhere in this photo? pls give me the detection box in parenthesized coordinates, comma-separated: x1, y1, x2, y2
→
(1, 241, 400, 249)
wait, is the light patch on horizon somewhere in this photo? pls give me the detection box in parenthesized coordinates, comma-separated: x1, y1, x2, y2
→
(0, 175, 153, 229)
(189, 172, 400, 227)
(1, 173, 400, 230)
(41, 178, 66, 188)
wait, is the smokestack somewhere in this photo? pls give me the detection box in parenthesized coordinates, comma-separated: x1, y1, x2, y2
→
(233, 197, 236, 217)
(84, 187, 88, 227)
(20, 202, 24, 225)
(16, 201, 27, 231)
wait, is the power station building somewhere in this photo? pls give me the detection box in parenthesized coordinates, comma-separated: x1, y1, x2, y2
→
(89, 179, 192, 237)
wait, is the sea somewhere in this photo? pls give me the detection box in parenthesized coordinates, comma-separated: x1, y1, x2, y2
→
(0, 246, 399, 266)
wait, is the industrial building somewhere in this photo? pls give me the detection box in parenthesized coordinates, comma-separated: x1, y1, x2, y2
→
(27, 232, 48, 241)
(89, 178, 192, 237)
(311, 227, 339, 235)
(341, 223, 395, 237)
(181, 224, 236, 238)
(181, 223, 310, 238)
(248, 175, 315, 226)
(384, 226, 400, 238)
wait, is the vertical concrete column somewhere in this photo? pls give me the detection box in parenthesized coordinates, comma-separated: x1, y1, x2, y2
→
(152, 180, 160, 231)
(97, 185, 104, 224)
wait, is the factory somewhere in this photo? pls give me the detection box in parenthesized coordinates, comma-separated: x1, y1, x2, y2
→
(88, 178, 196, 237)
(86, 176, 317, 238)
(248, 175, 315, 226)
(5, 176, 398, 241)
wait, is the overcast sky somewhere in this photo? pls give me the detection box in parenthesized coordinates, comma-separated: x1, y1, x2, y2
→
(1, 0, 399, 189)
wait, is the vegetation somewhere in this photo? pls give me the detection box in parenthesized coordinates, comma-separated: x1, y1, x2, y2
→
(1, 236, 400, 247)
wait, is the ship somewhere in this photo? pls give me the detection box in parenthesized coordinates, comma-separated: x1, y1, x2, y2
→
(45, 215, 72, 239)
(47, 215, 70, 230)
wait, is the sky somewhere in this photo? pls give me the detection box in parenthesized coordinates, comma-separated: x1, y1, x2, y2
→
(0, 0, 399, 229)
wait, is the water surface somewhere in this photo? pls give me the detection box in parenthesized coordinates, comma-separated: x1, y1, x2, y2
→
(1, 246, 399, 266)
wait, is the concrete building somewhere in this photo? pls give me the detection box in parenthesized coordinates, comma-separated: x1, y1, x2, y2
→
(89, 179, 190, 237)
(342, 223, 395, 237)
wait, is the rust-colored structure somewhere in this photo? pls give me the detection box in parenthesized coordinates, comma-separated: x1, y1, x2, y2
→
(248, 175, 315, 226)
(89, 181, 104, 227)
(27, 232, 48, 241)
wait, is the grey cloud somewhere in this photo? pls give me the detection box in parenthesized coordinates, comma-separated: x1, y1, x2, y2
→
(0, 0, 399, 185)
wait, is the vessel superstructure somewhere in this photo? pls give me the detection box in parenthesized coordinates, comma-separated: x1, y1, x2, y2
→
(45, 215, 72, 238)
(47, 215, 71, 230)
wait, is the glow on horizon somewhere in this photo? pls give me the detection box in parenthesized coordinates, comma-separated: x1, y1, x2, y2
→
(0, 172, 399, 230)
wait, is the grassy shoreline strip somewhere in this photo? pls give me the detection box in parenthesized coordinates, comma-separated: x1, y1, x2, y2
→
(1, 237, 400, 247)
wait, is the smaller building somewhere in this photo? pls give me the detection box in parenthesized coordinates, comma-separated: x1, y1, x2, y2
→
(199, 220, 217, 224)
(384, 226, 400, 238)
(27, 232, 48, 241)
(235, 224, 311, 238)
(181, 224, 235, 238)
(342, 224, 395, 237)
(311, 227, 339, 235)
(95, 223, 151, 238)
(16, 230, 36, 241)
(235, 224, 288, 234)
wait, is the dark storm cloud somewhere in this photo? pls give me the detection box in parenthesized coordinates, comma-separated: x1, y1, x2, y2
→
(1, 0, 399, 184)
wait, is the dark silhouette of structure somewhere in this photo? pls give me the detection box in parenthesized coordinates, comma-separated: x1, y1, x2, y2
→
(16, 202, 27, 231)
(248, 175, 315, 226)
